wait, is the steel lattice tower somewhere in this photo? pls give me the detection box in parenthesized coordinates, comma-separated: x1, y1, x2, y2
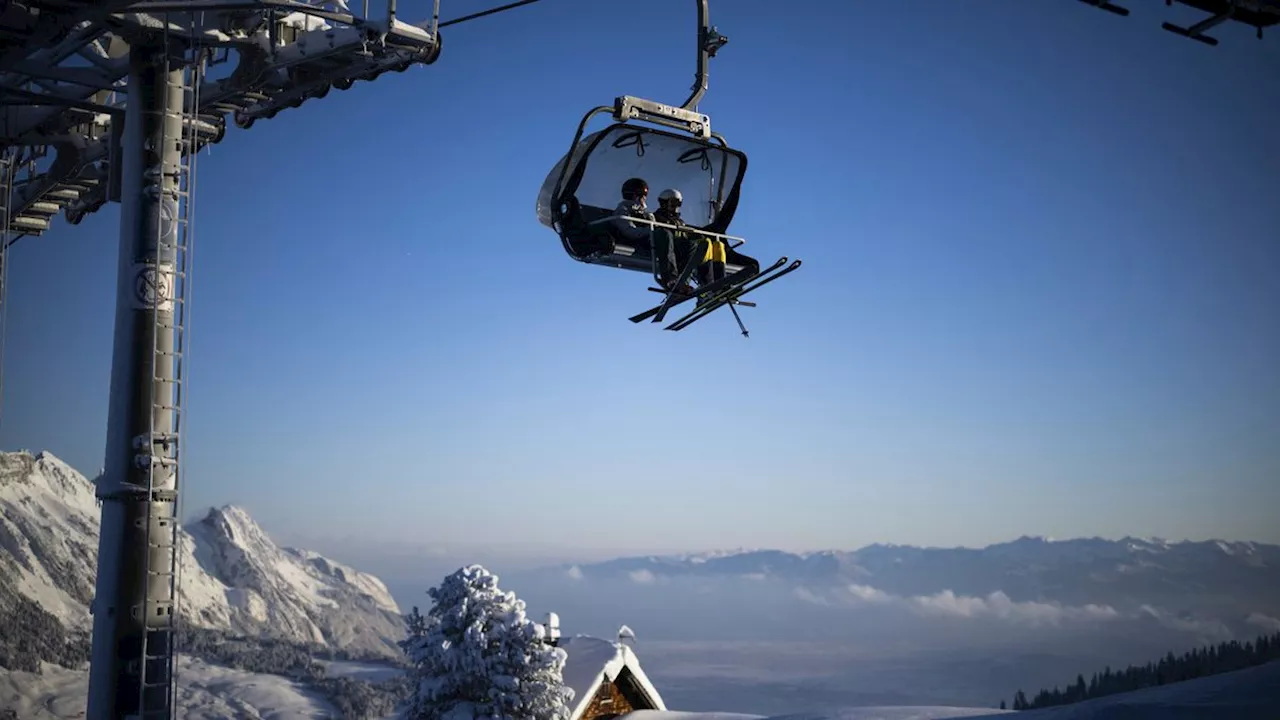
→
(0, 3, 441, 718)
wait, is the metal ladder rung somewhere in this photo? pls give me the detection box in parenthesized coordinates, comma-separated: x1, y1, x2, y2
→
(136, 456, 177, 468)
(132, 433, 179, 450)
(140, 681, 171, 690)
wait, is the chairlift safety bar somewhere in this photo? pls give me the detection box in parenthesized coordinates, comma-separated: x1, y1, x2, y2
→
(587, 215, 745, 248)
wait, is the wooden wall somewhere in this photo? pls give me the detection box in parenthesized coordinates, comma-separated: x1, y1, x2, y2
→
(578, 666, 660, 720)
(580, 677, 642, 720)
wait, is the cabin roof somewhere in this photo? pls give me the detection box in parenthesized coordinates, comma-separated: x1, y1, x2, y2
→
(559, 634, 666, 720)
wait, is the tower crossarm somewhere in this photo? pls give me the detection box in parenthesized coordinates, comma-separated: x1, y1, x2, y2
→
(1, 0, 441, 240)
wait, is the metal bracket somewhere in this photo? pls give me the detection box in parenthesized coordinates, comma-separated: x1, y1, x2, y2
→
(613, 96, 711, 139)
(704, 25, 728, 56)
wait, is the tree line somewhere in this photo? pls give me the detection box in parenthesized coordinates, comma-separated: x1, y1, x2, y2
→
(1004, 629, 1280, 710)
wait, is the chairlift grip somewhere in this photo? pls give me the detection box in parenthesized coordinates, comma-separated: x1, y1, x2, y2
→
(682, 0, 728, 111)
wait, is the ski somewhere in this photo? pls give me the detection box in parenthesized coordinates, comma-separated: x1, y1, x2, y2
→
(628, 256, 784, 324)
(647, 287, 756, 307)
(651, 239, 710, 323)
(664, 259, 803, 332)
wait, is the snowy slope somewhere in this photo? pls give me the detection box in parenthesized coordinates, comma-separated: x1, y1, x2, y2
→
(0, 657, 341, 719)
(184, 503, 405, 654)
(0, 450, 100, 625)
(965, 659, 1280, 719)
(0, 450, 405, 658)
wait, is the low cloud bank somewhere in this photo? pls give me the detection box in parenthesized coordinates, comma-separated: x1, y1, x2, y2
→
(1246, 612, 1280, 633)
(794, 583, 1120, 627)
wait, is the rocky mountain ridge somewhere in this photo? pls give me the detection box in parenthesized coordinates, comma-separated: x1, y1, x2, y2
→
(0, 450, 406, 660)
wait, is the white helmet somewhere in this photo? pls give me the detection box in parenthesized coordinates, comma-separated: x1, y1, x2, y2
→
(658, 188, 683, 207)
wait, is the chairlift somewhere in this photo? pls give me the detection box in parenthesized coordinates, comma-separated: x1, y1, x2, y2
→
(534, 0, 801, 336)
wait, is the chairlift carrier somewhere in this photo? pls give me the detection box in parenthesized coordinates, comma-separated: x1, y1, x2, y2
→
(534, 1, 757, 280)
(534, 0, 800, 335)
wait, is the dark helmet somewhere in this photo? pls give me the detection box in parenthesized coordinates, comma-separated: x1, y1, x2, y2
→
(621, 177, 648, 200)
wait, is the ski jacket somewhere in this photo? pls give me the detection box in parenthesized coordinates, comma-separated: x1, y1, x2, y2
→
(612, 200, 654, 242)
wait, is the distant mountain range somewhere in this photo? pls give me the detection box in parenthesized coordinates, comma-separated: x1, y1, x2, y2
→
(0, 450, 406, 660)
(554, 537, 1280, 624)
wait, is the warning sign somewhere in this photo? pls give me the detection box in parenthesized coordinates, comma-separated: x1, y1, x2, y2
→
(131, 262, 176, 312)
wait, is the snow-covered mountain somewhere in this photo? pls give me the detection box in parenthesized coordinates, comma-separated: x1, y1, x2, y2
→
(556, 536, 1280, 621)
(0, 450, 405, 658)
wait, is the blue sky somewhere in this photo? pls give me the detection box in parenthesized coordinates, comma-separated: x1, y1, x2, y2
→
(1, 0, 1277, 553)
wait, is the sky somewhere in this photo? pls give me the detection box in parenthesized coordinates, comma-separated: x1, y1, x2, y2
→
(1, 0, 1277, 554)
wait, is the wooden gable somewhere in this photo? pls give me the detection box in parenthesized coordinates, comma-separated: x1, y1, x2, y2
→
(578, 666, 660, 720)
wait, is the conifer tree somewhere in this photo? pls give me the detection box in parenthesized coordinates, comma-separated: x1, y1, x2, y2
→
(399, 565, 573, 720)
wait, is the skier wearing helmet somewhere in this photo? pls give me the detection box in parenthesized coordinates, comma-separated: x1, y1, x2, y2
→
(613, 179, 691, 294)
(654, 188, 697, 291)
(656, 187, 725, 293)
(612, 177, 654, 243)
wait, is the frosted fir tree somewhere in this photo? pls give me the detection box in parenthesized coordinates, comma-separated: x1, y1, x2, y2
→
(400, 564, 574, 720)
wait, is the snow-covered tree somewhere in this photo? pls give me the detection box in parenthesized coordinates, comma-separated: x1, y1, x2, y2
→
(400, 564, 573, 720)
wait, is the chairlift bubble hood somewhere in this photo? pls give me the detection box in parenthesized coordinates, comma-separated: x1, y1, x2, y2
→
(536, 120, 749, 235)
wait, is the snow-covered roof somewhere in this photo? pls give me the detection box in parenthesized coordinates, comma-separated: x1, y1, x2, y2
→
(559, 635, 666, 720)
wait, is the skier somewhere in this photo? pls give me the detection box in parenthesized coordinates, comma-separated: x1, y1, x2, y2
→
(612, 177, 653, 241)
(654, 188, 724, 292)
(614, 179, 690, 293)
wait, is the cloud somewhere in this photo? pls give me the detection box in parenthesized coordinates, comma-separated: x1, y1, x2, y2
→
(846, 584, 894, 603)
(1135, 605, 1232, 642)
(911, 590, 1119, 624)
(1246, 612, 1280, 633)
(793, 583, 1120, 627)
(793, 587, 831, 606)
(565, 565, 584, 580)
(629, 569, 657, 585)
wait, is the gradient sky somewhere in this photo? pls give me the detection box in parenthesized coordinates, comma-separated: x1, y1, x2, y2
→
(1, 0, 1277, 553)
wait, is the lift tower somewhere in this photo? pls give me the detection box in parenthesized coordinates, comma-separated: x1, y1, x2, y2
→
(0, 3, 442, 718)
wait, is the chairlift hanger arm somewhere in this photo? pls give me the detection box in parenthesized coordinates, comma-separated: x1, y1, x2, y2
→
(610, 0, 727, 138)
(683, 0, 728, 111)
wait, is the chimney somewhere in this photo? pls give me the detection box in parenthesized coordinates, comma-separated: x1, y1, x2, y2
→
(546, 612, 561, 646)
(617, 624, 635, 646)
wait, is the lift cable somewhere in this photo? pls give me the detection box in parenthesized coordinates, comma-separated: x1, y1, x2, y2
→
(438, 0, 544, 28)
